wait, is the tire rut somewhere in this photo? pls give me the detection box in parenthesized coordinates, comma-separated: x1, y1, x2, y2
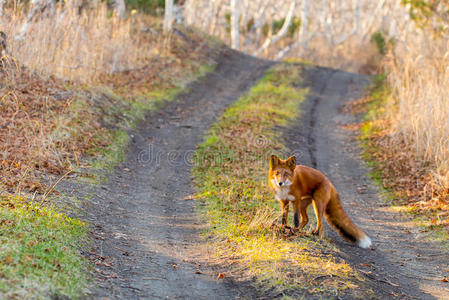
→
(83, 49, 273, 299)
(305, 68, 337, 168)
(284, 65, 449, 299)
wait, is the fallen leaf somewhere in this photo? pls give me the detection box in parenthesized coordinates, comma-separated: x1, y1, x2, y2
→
(3, 256, 13, 264)
(441, 277, 448, 282)
(195, 270, 202, 274)
(217, 273, 226, 279)
(172, 264, 178, 269)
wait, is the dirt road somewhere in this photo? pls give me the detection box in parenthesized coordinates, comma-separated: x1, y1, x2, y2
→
(83, 50, 272, 299)
(76, 50, 449, 299)
(284, 65, 449, 299)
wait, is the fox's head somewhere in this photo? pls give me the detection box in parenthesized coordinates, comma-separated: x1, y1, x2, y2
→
(269, 155, 296, 188)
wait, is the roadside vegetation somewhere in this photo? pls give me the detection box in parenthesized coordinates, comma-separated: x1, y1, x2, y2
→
(352, 1, 449, 244)
(356, 74, 449, 244)
(0, 195, 88, 298)
(193, 64, 369, 298)
(0, 2, 218, 298)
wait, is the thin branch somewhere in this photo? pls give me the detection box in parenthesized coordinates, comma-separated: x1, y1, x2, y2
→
(254, 0, 298, 56)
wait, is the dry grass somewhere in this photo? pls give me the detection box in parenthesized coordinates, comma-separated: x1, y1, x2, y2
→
(325, 5, 449, 232)
(384, 36, 449, 201)
(359, 71, 449, 233)
(359, 27, 449, 222)
(291, 35, 382, 74)
(4, 2, 159, 83)
(0, 62, 92, 192)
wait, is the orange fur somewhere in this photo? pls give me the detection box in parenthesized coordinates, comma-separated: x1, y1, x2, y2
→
(268, 155, 372, 248)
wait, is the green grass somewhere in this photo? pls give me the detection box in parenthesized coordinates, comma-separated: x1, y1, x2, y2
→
(193, 64, 367, 297)
(360, 74, 390, 133)
(359, 74, 399, 202)
(0, 195, 89, 299)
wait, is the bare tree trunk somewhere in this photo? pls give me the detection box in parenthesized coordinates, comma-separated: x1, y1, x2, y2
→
(299, 0, 308, 46)
(208, 0, 222, 35)
(231, 0, 239, 50)
(254, 0, 298, 56)
(0, 0, 5, 17)
(164, 0, 174, 33)
(113, 0, 126, 18)
(16, 0, 56, 41)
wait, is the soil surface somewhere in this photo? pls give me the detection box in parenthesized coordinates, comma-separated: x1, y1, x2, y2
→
(283, 65, 449, 299)
(69, 49, 449, 299)
(81, 49, 272, 299)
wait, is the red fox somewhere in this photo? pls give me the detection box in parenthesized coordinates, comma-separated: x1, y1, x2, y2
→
(268, 155, 372, 248)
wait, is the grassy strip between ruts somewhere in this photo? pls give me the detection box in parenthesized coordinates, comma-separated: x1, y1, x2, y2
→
(193, 64, 368, 297)
(0, 195, 88, 298)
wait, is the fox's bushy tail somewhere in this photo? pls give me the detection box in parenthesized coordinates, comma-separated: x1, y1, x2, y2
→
(325, 189, 372, 248)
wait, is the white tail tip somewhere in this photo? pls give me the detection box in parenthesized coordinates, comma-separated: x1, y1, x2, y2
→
(358, 235, 372, 248)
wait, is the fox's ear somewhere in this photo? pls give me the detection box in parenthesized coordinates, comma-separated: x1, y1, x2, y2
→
(269, 155, 280, 169)
(286, 156, 296, 170)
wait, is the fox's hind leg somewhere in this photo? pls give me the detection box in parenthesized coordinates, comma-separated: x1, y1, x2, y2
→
(311, 185, 331, 237)
(296, 197, 312, 230)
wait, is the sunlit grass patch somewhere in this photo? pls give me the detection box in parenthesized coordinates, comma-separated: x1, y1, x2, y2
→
(193, 64, 364, 296)
(0, 195, 89, 299)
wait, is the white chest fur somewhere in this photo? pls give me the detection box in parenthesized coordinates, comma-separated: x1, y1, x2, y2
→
(271, 180, 295, 201)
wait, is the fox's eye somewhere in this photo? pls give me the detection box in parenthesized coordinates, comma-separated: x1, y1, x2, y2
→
(276, 171, 280, 175)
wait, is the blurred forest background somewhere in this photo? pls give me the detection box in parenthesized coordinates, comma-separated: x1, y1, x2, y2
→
(1, 0, 448, 223)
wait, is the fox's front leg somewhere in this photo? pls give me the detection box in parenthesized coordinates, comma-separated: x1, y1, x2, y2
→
(293, 200, 300, 228)
(279, 200, 289, 226)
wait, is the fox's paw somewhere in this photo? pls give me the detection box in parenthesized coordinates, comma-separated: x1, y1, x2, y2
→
(358, 235, 372, 249)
